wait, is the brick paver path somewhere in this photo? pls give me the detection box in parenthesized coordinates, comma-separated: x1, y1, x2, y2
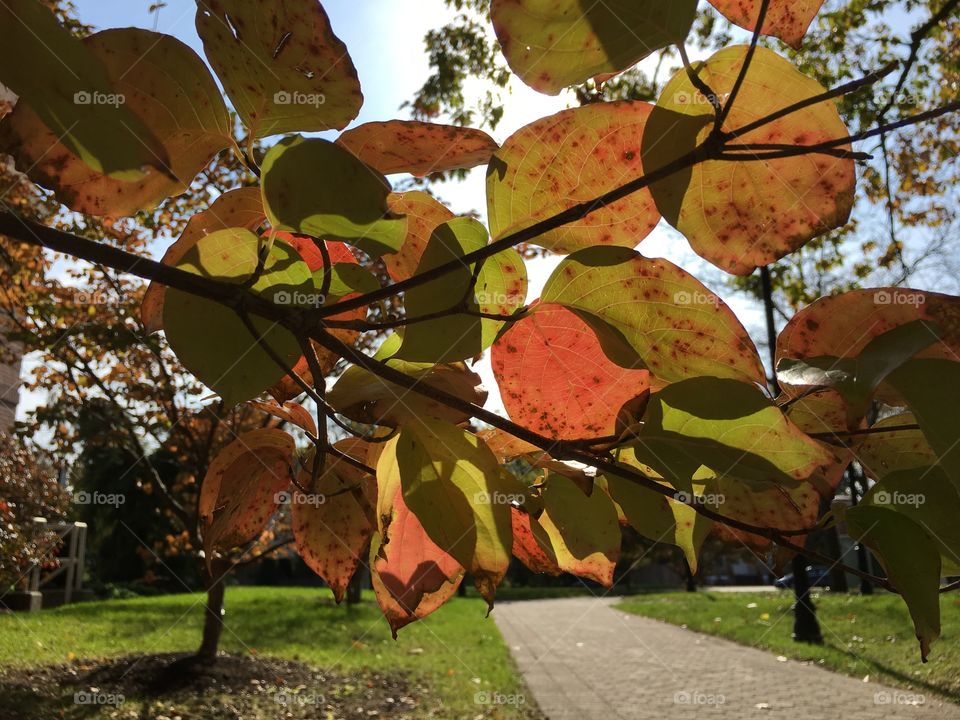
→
(493, 597, 960, 720)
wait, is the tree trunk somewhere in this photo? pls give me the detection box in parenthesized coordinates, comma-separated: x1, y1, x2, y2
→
(346, 565, 365, 605)
(196, 564, 227, 662)
(791, 555, 823, 643)
(684, 562, 697, 592)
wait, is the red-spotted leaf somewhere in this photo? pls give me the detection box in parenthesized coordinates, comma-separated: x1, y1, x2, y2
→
(487, 102, 660, 253)
(642, 46, 855, 275)
(491, 0, 698, 95)
(777, 289, 960, 376)
(510, 507, 563, 576)
(1, 28, 231, 216)
(492, 303, 650, 440)
(538, 474, 621, 586)
(199, 428, 296, 558)
(196, 0, 362, 138)
(383, 192, 455, 282)
(338, 120, 498, 176)
(707, 0, 826, 48)
(291, 449, 374, 603)
(141, 188, 266, 334)
(542, 247, 766, 385)
(370, 530, 464, 637)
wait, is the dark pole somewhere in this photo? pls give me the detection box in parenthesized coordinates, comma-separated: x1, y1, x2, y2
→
(847, 465, 875, 595)
(759, 266, 823, 643)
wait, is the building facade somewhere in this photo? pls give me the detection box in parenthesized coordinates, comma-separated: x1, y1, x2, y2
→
(0, 341, 21, 429)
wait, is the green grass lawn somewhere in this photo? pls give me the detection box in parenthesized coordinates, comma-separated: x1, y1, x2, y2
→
(0, 586, 540, 719)
(617, 590, 960, 702)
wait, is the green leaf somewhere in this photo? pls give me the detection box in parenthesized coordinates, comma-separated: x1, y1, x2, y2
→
(0, 2, 167, 180)
(863, 466, 960, 576)
(635, 377, 836, 487)
(163, 228, 314, 407)
(491, 0, 697, 95)
(261, 136, 407, 257)
(394, 218, 527, 363)
(486, 102, 661, 253)
(538, 474, 621, 586)
(338, 120, 498, 176)
(142, 188, 266, 334)
(888, 359, 960, 489)
(642, 46, 855, 275)
(1, 27, 232, 216)
(393, 418, 516, 605)
(541, 246, 765, 385)
(844, 505, 941, 661)
(196, 0, 362, 138)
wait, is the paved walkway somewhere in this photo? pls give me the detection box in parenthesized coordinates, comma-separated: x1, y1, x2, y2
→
(493, 597, 960, 720)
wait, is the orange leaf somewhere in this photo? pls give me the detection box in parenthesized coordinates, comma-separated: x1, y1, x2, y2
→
(338, 120, 498, 177)
(492, 303, 650, 440)
(707, 0, 826, 48)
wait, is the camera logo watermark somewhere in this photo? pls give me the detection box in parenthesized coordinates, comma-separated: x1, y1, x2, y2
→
(474, 691, 525, 706)
(72, 289, 113, 305)
(873, 490, 925, 508)
(673, 90, 731, 107)
(275, 490, 327, 507)
(274, 90, 326, 108)
(273, 290, 327, 308)
(74, 690, 125, 707)
(273, 689, 325, 707)
(74, 90, 125, 108)
(674, 690, 726, 706)
(673, 490, 725, 506)
(873, 290, 925, 307)
(73, 491, 125, 508)
(874, 690, 924, 706)
(473, 490, 526, 506)
(673, 291, 721, 308)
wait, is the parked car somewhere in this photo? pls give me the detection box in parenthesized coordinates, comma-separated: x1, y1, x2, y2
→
(774, 565, 833, 589)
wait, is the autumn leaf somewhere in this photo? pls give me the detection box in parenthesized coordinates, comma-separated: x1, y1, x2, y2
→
(338, 120, 498, 176)
(542, 246, 766, 385)
(491, 0, 697, 94)
(707, 0, 826, 49)
(487, 102, 661, 253)
(1, 27, 231, 216)
(196, 0, 362, 137)
(492, 303, 650, 440)
(643, 46, 856, 275)
(199, 428, 295, 559)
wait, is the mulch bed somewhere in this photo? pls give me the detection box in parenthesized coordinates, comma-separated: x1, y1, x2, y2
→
(0, 652, 425, 719)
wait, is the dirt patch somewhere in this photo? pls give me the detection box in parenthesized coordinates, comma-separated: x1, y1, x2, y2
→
(0, 652, 425, 719)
